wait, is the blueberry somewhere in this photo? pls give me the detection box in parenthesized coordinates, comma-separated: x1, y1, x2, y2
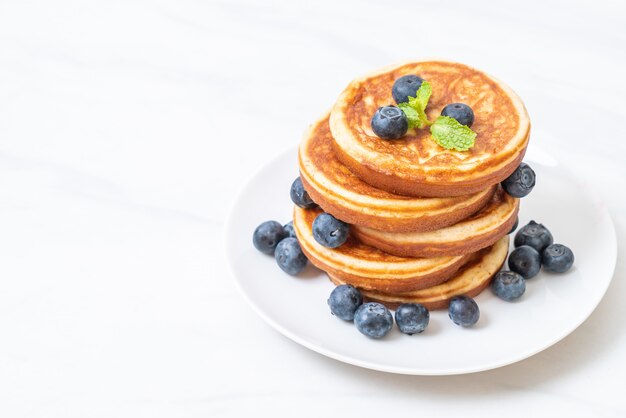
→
(514, 220, 553, 252)
(312, 213, 349, 248)
(441, 103, 475, 127)
(392, 75, 424, 104)
(394, 303, 429, 335)
(491, 271, 526, 301)
(327, 284, 363, 321)
(448, 296, 480, 327)
(371, 106, 408, 140)
(290, 177, 317, 209)
(508, 216, 519, 235)
(284, 221, 296, 238)
(253, 220, 288, 255)
(354, 302, 394, 339)
(508, 245, 541, 279)
(542, 244, 574, 273)
(274, 237, 308, 275)
(502, 163, 536, 198)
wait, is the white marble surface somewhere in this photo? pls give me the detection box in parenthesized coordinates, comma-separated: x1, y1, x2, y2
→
(0, 0, 625, 416)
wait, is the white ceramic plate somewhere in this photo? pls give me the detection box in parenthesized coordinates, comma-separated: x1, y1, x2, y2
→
(225, 144, 617, 375)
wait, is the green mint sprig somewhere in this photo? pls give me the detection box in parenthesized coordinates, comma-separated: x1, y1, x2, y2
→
(396, 80, 477, 151)
(429, 116, 476, 151)
(398, 81, 432, 129)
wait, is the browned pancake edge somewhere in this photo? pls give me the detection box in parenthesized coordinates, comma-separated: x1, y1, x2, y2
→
(294, 207, 472, 294)
(328, 236, 509, 310)
(351, 190, 519, 257)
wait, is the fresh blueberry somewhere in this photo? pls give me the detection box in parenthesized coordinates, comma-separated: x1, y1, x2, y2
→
(327, 284, 363, 321)
(514, 220, 553, 252)
(312, 213, 349, 248)
(253, 220, 288, 255)
(491, 271, 526, 301)
(284, 221, 296, 238)
(392, 75, 424, 104)
(542, 244, 575, 273)
(274, 237, 308, 275)
(394, 303, 429, 335)
(502, 163, 536, 198)
(354, 302, 394, 339)
(448, 296, 480, 327)
(508, 217, 519, 235)
(508, 245, 541, 279)
(441, 103, 475, 127)
(371, 106, 408, 140)
(290, 177, 317, 209)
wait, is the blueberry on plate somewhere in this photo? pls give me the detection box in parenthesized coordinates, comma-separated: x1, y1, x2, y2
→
(284, 221, 296, 238)
(392, 74, 424, 104)
(290, 177, 317, 209)
(312, 213, 349, 248)
(253, 220, 288, 255)
(274, 237, 308, 275)
(542, 244, 575, 273)
(514, 220, 553, 252)
(441, 103, 475, 127)
(354, 302, 394, 339)
(448, 295, 480, 327)
(371, 106, 408, 140)
(394, 303, 429, 335)
(491, 271, 526, 301)
(327, 284, 363, 321)
(502, 162, 536, 198)
(508, 216, 519, 235)
(508, 245, 541, 279)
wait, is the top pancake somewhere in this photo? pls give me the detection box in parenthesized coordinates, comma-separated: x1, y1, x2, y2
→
(330, 60, 531, 197)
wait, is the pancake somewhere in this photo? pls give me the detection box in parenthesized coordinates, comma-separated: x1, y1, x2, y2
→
(299, 114, 496, 233)
(351, 186, 518, 257)
(293, 206, 470, 293)
(329, 60, 531, 197)
(329, 236, 509, 310)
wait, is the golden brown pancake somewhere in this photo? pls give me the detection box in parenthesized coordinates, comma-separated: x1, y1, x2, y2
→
(329, 236, 509, 310)
(330, 60, 531, 197)
(293, 206, 470, 293)
(299, 114, 496, 233)
(351, 186, 518, 257)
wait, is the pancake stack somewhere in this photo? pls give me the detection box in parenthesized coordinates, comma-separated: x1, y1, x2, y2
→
(293, 61, 531, 310)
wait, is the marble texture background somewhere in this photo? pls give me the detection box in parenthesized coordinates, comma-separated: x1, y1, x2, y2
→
(0, 0, 625, 416)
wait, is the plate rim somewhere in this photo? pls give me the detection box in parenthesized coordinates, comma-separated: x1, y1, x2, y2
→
(225, 146, 618, 375)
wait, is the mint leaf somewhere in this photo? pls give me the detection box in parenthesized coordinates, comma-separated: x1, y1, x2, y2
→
(411, 80, 432, 127)
(398, 103, 420, 129)
(398, 81, 433, 129)
(430, 116, 477, 151)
